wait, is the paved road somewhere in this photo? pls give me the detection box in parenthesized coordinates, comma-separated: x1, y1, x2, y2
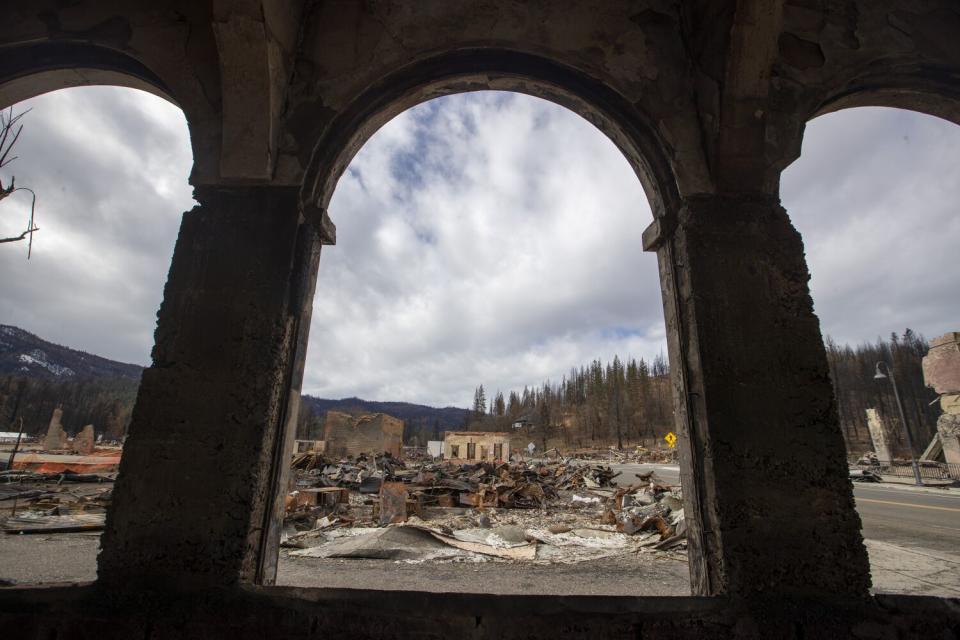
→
(601, 462, 960, 554)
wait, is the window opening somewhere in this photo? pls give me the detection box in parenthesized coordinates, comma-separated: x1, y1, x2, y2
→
(781, 105, 960, 597)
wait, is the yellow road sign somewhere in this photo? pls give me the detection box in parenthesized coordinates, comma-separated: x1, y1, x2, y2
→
(664, 432, 677, 448)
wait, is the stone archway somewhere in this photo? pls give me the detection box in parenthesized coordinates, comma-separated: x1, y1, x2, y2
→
(299, 50, 683, 222)
(0, 42, 178, 109)
(264, 50, 686, 587)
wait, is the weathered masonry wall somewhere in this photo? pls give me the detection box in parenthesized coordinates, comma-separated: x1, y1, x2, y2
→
(0, 585, 957, 639)
(444, 432, 511, 462)
(98, 186, 321, 590)
(923, 332, 960, 465)
(322, 412, 404, 458)
(647, 194, 870, 597)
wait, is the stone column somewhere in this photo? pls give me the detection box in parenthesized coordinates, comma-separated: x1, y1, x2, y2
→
(42, 407, 66, 451)
(98, 185, 323, 590)
(923, 332, 960, 466)
(644, 193, 870, 598)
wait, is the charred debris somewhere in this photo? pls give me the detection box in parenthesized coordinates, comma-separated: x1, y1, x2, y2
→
(283, 452, 686, 564)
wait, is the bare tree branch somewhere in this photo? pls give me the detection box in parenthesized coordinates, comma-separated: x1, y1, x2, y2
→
(0, 107, 28, 169)
(0, 108, 38, 257)
(0, 225, 38, 244)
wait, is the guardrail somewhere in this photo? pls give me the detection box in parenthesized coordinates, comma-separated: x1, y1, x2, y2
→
(859, 460, 960, 481)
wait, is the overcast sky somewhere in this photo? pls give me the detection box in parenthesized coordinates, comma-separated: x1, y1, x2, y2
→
(1, 87, 957, 407)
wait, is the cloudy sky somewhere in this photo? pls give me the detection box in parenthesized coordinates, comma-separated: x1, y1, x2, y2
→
(1, 87, 958, 407)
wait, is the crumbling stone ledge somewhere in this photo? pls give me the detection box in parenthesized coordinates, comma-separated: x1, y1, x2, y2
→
(0, 584, 956, 639)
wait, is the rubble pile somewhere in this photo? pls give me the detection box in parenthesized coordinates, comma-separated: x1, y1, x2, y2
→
(284, 456, 686, 565)
(0, 470, 113, 534)
(288, 454, 620, 512)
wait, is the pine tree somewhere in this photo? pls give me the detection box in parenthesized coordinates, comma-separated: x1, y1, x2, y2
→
(494, 391, 505, 417)
(472, 385, 487, 419)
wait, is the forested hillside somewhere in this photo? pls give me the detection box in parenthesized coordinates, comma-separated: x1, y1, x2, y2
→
(824, 330, 939, 455)
(461, 354, 674, 450)
(296, 396, 469, 442)
(0, 325, 142, 439)
(0, 374, 139, 439)
(0, 325, 142, 380)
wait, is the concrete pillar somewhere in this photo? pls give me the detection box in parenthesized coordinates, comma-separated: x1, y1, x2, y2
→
(42, 407, 66, 451)
(98, 185, 322, 590)
(73, 424, 95, 456)
(645, 193, 870, 598)
(865, 408, 894, 461)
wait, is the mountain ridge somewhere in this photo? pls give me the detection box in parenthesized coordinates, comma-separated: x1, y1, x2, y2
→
(0, 324, 468, 429)
(0, 325, 144, 380)
(301, 395, 469, 431)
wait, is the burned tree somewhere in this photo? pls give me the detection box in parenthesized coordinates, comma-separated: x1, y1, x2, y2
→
(0, 107, 38, 255)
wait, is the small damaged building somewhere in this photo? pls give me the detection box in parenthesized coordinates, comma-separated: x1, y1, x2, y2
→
(322, 411, 404, 458)
(444, 431, 511, 462)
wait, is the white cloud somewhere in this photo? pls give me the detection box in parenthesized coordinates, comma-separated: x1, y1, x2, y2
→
(0, 86, 194, 363)
(2, 90, 958, 408)
(782, 107, 960, 347)
(305, 93, 661, 406)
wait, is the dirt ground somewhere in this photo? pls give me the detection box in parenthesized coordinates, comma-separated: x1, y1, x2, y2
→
(276, 548, 691, 596)
(0, 532, 691, 596)
(3, 531, 958, 597)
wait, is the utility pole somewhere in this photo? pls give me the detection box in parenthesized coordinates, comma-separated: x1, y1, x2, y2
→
(5, 380, 26, 471)
(6, 416, 25, 471)
(874, 361, 923, 485)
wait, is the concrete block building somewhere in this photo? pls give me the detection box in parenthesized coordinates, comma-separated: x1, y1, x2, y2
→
(322, 411, 404, 458)
(443, 431, 511, 463)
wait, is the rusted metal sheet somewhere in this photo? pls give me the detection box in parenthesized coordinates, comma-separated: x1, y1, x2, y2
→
(379, 481, 408, 525)
(436, 493, 455, 508)
(458, 489, 497, 508)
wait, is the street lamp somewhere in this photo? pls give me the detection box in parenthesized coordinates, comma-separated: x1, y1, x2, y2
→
(874, 361, 923, 485)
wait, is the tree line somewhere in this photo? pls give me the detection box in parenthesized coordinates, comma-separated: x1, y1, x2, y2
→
(0, 374, 138, 441)
(462, 330, 940, 456)
(825, 329, 939, 456)
(464, 353, 674, 451)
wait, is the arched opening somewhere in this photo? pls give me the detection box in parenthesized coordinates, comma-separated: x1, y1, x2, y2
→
(300, 51, 680, 220)
(0, 84, 194, 585)
(782, 103, 960, 597)
(277, 87, 690, 594)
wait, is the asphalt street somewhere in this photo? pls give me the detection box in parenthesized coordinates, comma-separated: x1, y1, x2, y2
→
(603, 462, 960, 555)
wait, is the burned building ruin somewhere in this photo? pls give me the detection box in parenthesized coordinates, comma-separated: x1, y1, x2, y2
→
(322, 411, 404, 459)
(1, 1, 959, 637)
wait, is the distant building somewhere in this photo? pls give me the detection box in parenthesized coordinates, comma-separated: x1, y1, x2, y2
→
(511, 414, 534, 430)
(322, 411, 404, 458)
(427, 440, 443, 459)
(0, 432, 25, 444)
(293, 439, 326, 455)
(443, 431, 511, 462)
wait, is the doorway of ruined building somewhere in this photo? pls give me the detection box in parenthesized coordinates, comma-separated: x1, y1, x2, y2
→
(272, 84, 691, 594)
(0, 84, 193, 586)
(780, 102, 960, 598)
